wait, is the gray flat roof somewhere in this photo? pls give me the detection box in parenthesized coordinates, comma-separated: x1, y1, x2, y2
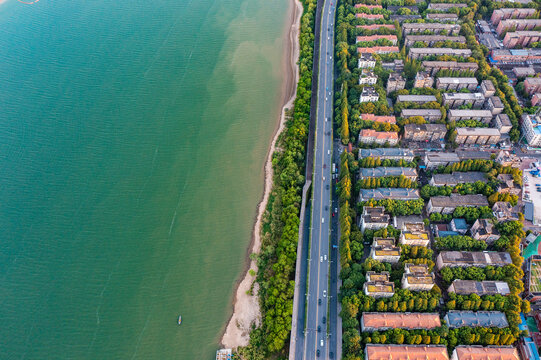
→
(448, 109, 493, 117)
(429, 194, 489, 207)
(456, 127, 501, 136)
(397, 95, 438, 102)
(359, 167, 418, 178)
(443, 93, 484, 101)
(359, 148, 415, 159)
(431, 172, 486, 185)
(360, 188, 420, 201)
(445, 311, 509, 328)
(438, 251, 511, 266)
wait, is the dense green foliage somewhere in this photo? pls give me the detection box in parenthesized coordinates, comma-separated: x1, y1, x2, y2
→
(357, 175, 417, 189)
(358, 157, 417, 168)
(359, 198, 424, 216)
(434, 235, 487, 251)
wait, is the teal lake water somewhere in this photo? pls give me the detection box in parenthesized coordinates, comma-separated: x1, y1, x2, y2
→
(0, 0, 288, 358)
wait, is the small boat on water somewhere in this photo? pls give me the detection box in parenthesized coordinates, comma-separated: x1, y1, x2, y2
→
(178, 315, 182, 325)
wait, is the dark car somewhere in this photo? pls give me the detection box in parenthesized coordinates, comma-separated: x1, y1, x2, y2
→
(318, 325, 321, 333)
(318, 298, 321, 305)
(317, 349, 320, 357)
(330, 352, 334, 359)
(322, 316, 326, 324)
(326, 184, 330, 190)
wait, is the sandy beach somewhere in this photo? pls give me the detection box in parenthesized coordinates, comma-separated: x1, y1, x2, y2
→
(221, 0, 304, 349)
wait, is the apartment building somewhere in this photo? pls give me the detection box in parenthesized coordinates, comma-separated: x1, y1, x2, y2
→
(491, 48, 541, 63)
(357, 46, 400, 54)
(429, 172, 486, 187)
(404, 35, 466, 47)
(359, 167, 418, 180)
(492, 202, 520, 222)
(358, 53, 376, 68)
(360, 69, 379, 85)
(442, 93, 485, 109)
(360, 87, 380, 102)
(452, 346, 519, 360)
(503, 31, 541, 48)
(359, 206, 389, 232)
(354, 3, 383, 9)
(361, 312, 441, 332)
(370, 237, 401, 263)
(402, 22, 460, 35)
(399, 224, 430, 247)
(454, 127, 501, 145)
(356, 13, 385, 20)
(491, 8, 537, 26)
(364, 272, 395, 298)
(361, 113, 396, 124)
(427, 3, 467, 10)
(445, 311, 509, 329)
(493, 113, 513, 134)
(422, 61, 478, 75)
(436, 77, 478, 91)
(448, 109, 493, 122)
(359, 148, 414, 161)
(357, 24, 396, 31)
(365, 345, 449, 360)
(448, 280, 510, 296)
(401, 109, 442, 122)
(481, 79, 496, 97)
(357, 34, 398, 45)
(409, 48, 472, 60)
(396, 94, 437, 104)
(403, 124, 447, 142)
(424, 152, 460, 169)
(435, 251, 512, 269)
(427, 194, 489, 214)
(513, 66, 536, 78)
(401, 263, 435, 291)
(497, 18, 541, 36)
(359, 188, 421, 201)
(521, 114, 541, 147)
(470, 219, 500, 244)
(387, 72, 406, 94)
(484, 96, 504, 115)
(359, 129, 399, 146)
(426, 13, 459, 22)
(414, 71, 434, 88)
(525, 77, 541, 95)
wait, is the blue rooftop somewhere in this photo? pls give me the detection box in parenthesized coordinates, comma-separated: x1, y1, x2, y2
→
(523, 337, 540, 360)
(520, 313, 529, 332)
(445, 311, 509, 328)
(450, 218, 468, 230)
(511, 49, 528, 56)
(438, 231, 459, 237)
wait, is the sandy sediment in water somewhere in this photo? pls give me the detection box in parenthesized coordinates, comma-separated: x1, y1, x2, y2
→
(220, 0, 303, 350)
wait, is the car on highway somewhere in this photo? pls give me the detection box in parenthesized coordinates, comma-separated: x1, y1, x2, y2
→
(320, 339, 324, 347)
(323, 290, 327, 297)
(317, 349, 320, 357)
(326, 184, 329, 190)
(318, 325, 321, 333)
(320, 256, 323, 262)
(322, 218, 325, 223)
(323, 316, 326, 324)
(330, 352, 334, 358)
(324, 255, 327, 261)
(318, 298, 321, 305)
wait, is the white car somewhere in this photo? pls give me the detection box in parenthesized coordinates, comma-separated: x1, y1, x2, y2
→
(323, 290, 327, 297)
(320, 256, 323, 262)
(322, 218, 325, 223)
(320, 339, 324, 347)
(324, 255, 327, 261)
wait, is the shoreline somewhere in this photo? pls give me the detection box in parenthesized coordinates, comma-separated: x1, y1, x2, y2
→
(220, 0, 303, 350)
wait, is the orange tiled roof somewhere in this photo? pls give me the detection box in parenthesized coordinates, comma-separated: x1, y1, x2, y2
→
(359, 129, 398, 140)
(356, 13, 384, 19)
(357, 24, 396, 30)
(357, 35, 398, 43)
(354, 3, 383, 8)
(454, 346, 519, 360)
(363, 313, 441, 330)
(361, 113, 397, 124)
(357, 46, 400, 54)
(366, 345, 449, 360)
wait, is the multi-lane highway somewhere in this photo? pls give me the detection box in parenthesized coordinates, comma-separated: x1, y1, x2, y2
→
(302, 0, 337, 358)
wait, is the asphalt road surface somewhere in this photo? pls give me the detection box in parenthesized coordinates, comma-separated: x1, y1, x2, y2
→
(302, 0, 336, 358)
